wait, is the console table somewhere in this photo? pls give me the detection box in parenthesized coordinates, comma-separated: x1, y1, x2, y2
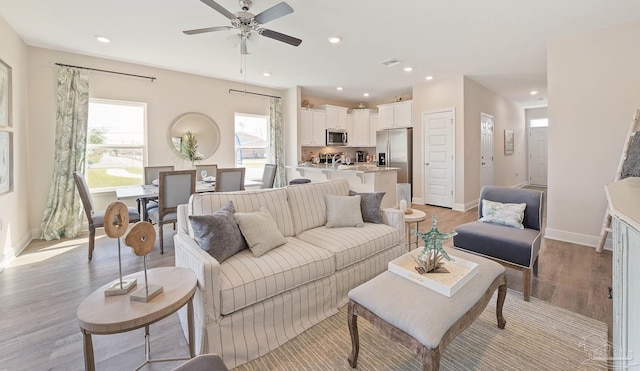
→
(77, 267, 197, 371)
(606, 177, 640, 369)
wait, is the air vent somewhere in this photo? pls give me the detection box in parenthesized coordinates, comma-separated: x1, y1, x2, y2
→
(381, 58, 401, 67)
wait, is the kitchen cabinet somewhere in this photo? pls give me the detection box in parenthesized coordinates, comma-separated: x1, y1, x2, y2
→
(606, 177, 640, 369)
(378, 100, 413, 128)
(300, 109, 326, 146)
(351, 109, 375, 147)
(369, 113, 379, 146)
(320, 105, 348, 129)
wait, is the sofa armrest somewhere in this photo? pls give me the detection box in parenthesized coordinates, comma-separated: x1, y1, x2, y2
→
(174, 233, 223, 324)
(177, 204, 190, 236)
(381, 207, 404, 233)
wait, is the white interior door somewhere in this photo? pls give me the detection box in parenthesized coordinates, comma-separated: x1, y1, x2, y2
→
(529, 127, 548, 185)
(422, 109, 454, 208)
(480, 113, 494, 189)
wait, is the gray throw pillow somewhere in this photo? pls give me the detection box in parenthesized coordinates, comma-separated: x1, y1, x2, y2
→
(349, 190, 385, 223)
(188, 201, 248, 263)
(325, 194, 364, 228)
(233, 206, 288, 257)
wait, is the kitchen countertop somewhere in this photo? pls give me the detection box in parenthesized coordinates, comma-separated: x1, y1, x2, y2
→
(289, 164, 399, 173)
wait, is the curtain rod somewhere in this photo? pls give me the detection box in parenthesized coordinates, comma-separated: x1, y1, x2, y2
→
(229, 88, 280, 99)
(55, 63, 156, 82)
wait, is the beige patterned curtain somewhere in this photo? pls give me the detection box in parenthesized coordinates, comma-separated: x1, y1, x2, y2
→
(40, 67, 89, 240)
(269, 97, 286, 187)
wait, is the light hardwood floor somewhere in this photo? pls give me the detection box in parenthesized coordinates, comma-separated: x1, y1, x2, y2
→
(0, 188, 612, 370)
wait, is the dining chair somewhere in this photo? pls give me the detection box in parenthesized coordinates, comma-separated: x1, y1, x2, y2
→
(195, 164, 218, 181)
(73, 171, 140, 261)
(215, 168, 245, 192)
(147, 170, 196, 254)
(140, 165, 174, 219)
(261, 163, 277, 189)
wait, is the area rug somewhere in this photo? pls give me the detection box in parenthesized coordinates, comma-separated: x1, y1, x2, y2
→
(234, 290, 607, 370)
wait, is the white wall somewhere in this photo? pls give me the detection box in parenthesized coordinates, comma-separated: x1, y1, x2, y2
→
(547, 19, 640, 247)
(463, 77, 527, 204)
(27, 47, 284, 232)
(0, 16, 30, 267)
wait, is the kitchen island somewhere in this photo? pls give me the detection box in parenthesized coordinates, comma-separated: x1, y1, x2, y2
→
(288, 165, 399, 208)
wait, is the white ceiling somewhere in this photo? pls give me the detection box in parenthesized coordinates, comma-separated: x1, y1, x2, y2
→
(1, 0, 640, 108)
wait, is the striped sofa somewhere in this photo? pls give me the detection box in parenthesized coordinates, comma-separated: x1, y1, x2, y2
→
(174, 179, 404, 368)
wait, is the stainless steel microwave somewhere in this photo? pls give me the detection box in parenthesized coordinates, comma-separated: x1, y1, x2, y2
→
(326, 129, 348, 146)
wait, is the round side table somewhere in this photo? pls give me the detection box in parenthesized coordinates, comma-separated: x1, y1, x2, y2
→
(77, 266, 197, 371)
(404, 209, 427, 251)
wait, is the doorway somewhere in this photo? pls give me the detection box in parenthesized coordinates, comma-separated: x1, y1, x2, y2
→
(480, 113, 494, 190)
(422, 108, 454, 208)
(529, 126, 548, 185)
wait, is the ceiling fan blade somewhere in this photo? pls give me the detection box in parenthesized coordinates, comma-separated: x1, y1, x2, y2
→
(183, 26, 233, 35)
(241, 37, 248, 55)
(200, 0, 236, 20)
(260, 28, 302, 47)
(254, 2, 293, 24)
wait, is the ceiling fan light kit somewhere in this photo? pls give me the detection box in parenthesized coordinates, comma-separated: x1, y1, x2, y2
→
(184, 0, 302, 55)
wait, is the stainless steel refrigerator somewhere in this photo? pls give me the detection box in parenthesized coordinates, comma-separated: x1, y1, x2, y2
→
(376, 128, 413, 186)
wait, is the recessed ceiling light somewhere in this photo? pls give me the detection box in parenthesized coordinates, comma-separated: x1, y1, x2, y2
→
(328, 36, 341, 44)
(95, 35, 110, 43)
(425, 75, 434, 80)
(363, 93, 370, 97)
(530, 90, 539, 95)
(404, 67, 413, 72)
(336, 87, 343, 91)
(263, 72, 272, 77)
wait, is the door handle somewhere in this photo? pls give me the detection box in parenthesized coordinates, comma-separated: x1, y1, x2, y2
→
(425, 163, 429, 166)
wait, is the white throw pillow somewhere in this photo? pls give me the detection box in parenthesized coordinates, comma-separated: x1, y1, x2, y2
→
(479, 199, 526, 229)
(233, 206, 287, 257)
(325, 194, 364, 228)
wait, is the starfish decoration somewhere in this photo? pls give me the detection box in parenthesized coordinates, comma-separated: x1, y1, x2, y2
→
(412, 215, 457, 273)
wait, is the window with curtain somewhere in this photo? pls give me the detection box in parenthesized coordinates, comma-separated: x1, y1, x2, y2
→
(86, 99, 146, 190)
(234, 113, 269, 180)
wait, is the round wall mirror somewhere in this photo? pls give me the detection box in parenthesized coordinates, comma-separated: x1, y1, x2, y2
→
(168, 112, 221, 159)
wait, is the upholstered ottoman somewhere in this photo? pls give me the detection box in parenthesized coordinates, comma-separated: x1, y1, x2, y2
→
(347, 249, 506, 370)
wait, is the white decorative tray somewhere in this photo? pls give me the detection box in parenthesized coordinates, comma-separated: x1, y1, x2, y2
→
(388, 249, 479, 297)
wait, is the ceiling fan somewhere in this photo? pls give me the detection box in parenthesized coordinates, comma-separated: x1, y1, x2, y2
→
(183, 0, 302, 55)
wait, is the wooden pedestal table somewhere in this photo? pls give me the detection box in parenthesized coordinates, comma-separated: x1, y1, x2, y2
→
(403, 209, 427, 251)
(77, 267, 197, 371)
(347, 249, 506, 370)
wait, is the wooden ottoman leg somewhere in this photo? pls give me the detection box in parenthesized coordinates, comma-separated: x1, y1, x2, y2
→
(419, 347, 441, 371)
(347, 301, 359, 368)
(496, 283, 507, 329)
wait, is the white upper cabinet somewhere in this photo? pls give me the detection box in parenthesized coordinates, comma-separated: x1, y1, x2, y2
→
(369, 113, 379, 146)
(378, 100, 413, 128)
(351, 109, 375, 147)
(300, 109, 326, 146)
(320, 105, 348, 129)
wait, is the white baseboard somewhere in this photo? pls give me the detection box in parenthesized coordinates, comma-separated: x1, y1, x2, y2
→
(412, 197, 424, 205)
(1, 228, 36, 272)
(453, 199, 478, 212)
(544, 228, 612, 251)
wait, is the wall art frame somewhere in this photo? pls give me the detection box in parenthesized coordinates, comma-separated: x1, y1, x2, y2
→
(504, 130, 514, 155)
(0, 57, 12, 128)
(0, 130, 12, 194)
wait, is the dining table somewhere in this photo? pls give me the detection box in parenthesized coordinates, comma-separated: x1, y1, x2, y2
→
(116, 180, 262, 221)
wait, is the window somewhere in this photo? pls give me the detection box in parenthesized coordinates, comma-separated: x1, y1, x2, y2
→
(530, 118, 549, 128)
(234, 113, 269, 180)
(86, 99, 146, 190)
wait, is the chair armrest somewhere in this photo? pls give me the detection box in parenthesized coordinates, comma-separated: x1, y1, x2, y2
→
(381, 207, 404, 233)
(174, 233, 223, 323)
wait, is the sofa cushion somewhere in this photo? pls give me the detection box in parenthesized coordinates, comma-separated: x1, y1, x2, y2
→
(296, 223, 401, 270)
(286, 179, 350, 235)
(189, 201, 248, 263)
(349, 190, 385, 223)
(234, 206, 287, 257)
(453, 221, 541, 267)
(188, 188, 295, 238)
(218, 237, 336, 314)
(479, 199, 526, 229)
(325, 194, 364, 228)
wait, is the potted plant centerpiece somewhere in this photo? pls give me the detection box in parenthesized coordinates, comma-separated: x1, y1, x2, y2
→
(412, 216, 457, 274)
(178, 130, 203, 168)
